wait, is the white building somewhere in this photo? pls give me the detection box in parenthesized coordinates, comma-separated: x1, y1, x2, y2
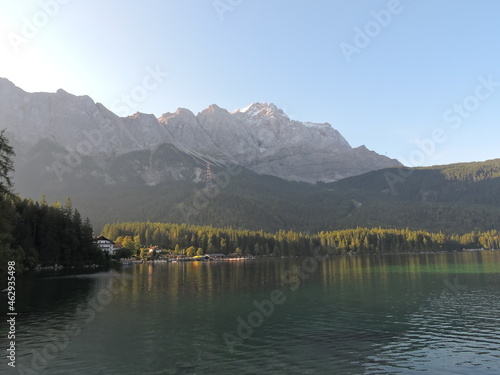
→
(94, 236, 115, 255)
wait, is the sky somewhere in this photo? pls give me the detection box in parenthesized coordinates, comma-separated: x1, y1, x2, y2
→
(1, 0, 499, 167)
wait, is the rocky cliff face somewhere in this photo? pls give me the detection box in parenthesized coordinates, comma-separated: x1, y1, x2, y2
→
(0, 78, 400, 184)
(0, 78, 172, 155)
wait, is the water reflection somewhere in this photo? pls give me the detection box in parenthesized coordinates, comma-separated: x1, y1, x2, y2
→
(1, 251, 499, 374)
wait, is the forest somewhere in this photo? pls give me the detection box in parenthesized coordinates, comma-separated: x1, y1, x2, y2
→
(13, 133, 500, 234)
(0, 131, 108, 274)
(101, 221, 500, 257)
(2, 126, 500, 274)
(1, 196, 109, 268)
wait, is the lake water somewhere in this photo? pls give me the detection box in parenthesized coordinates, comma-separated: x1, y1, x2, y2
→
(2, 251, 500, 374)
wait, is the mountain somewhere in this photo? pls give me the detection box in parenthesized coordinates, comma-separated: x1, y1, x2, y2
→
(0, 78, 399, 184)
(9, 131, 500, 234)
(328, 159, 500, 231)
(0, 78, 174, 156)
(3, 78, 499, 235)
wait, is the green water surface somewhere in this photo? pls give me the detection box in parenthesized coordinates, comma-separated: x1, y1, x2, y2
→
(2, 251, 500, 374)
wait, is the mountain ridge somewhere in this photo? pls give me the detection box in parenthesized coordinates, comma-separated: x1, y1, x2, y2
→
(12, 141, 500, 234)
(4, 78, 499, 235)
(0, 78, 400, 184)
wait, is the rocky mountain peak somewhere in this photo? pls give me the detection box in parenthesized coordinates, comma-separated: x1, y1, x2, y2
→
(205, 104, 225, 112)
(199, 104, 231, 118)
(232, 102, 289, 121)
(159, 108, 197, 124)
(174, 107, 195, 117)
(1, 80, 401, 184)
(0, 77, 17, 89)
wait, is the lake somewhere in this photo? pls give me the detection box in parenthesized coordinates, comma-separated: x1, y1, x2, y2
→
(2, 251, 500, 374)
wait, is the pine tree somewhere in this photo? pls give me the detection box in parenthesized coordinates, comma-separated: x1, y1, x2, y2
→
(0, 130, 15, 194)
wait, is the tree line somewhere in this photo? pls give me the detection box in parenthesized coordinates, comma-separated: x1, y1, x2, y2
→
(1, 196, 109, 268)
(434, 159, 500, 181)
(0, 130, 108, 274)
(101, 221, 500, 257)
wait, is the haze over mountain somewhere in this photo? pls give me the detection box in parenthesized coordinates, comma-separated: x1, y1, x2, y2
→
(1, 78, 499, 235)
(0, 78, 400, 185)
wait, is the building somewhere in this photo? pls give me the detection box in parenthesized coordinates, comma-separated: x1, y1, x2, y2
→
(94, 236, 115, 255)
(206, 253, 226, 259)
(148, 246, 162, 254)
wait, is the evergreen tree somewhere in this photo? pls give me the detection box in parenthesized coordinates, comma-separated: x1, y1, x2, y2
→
(0, 129, 14, 194)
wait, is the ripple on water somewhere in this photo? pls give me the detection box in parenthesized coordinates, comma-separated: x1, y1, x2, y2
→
(7, 253, 500, 375)
(365, 290, 500, 375)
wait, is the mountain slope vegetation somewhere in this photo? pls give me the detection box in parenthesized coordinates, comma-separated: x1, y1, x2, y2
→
(15, 136, 500, 234)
